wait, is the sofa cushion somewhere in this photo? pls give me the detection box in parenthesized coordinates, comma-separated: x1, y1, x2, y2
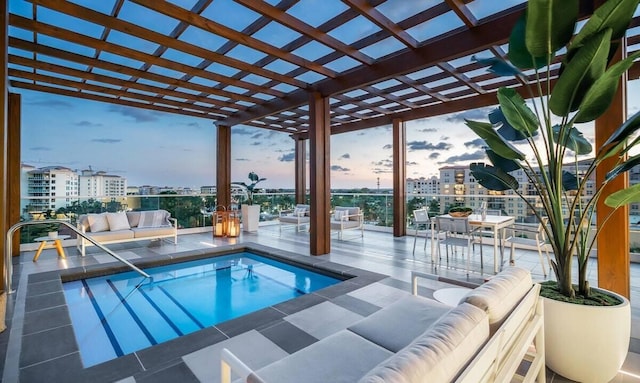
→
(348, 295, 450, 352)
(333, 210, 346, 221)
(279, 216, 310, 224)
(459, 266, 532, 333)
(126, 211, 141, 228)
(132, 226, 175, 238)
(251, 330, 393, 383)
(87, 213, 110, 233)
(358, 302, 489, 383)
(86, 229, 134, 242)
(106, 212, 130, 231)
(335, 206, 360, 220)
(138, 210, 170, 228)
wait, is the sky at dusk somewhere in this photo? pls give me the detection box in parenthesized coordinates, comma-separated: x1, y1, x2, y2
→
(18, 80, 640, 190)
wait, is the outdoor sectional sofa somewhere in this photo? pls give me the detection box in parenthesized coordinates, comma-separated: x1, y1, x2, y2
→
(221, 266, 545, 383)
(76, 209, 177, 256)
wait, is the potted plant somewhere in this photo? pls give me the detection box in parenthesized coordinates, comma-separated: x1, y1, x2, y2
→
(465, 0, 638, 381)
(233, 171, 266, 232)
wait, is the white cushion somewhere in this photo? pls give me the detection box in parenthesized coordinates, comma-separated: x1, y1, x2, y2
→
(294, 207, 306, 216)
(106, 212, 130, 231)
(334, 210, 346, 221)
(87, 213, 110, 233)
(138, 210, 169, 228)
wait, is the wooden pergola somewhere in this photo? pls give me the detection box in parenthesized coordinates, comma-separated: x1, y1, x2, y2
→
(0, 0, 637, 297)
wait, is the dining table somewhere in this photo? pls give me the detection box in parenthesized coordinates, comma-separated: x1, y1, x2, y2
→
(431, 214, 515, 274)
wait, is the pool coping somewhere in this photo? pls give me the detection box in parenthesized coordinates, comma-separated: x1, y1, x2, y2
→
(18, 242, 388, 382)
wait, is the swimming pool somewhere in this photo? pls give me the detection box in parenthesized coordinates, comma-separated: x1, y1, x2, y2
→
(63, 252, 341, 367)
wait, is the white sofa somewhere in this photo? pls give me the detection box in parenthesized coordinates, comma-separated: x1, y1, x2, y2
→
(221, 267, 545, 383)
(331, 206, 364, 239)
(278, 204, 310, 232)
(76, 210, 177, 256)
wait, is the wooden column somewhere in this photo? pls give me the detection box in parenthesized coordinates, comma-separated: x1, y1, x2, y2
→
(7, 93, 20, 256)
(393, 118, 406, 237)
(293, 134, 307, 204)
(595, 39, 630, 298)
(309, 92, 330, 255)
(0, 0, 8, 292)
(216, 124, 231, 209)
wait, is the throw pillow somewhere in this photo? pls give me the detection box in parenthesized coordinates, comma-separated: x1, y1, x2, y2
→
(138, 211, 168, 228)
(106, 212, 131, 231)
(334, 210, 346, 221)
(294, 207, 306, 216)
(87, 213, 110, 233)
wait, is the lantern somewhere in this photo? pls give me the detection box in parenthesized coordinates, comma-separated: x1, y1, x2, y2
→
(213, 206, 240, 238)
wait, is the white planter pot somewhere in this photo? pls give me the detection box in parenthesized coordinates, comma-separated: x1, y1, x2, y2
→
(543, 288, 630, 383)
(241, 205, 260, 232)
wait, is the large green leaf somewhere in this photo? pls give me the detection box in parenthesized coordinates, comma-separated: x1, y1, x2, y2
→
(469, 163, 519, 191)
(508, 13, 548, 70)
(561, 171, 578, 191)
(571, 0, 640, 49)
(575, 51, 640, 123)
(465, 119, 525, 160)
(599, 110, 640, 158)
(471, 55, 523, 77)
(605, 182, 640, 208)
(497, 88, 538, 137)
(606, 153, 640, 182)
(525, 0, 578, 57)
(549, 28, 612, 116)
(486, 150, 521, 172)
(552, 125, 592, 155)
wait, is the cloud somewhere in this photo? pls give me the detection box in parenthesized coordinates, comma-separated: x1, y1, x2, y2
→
(429, 152, 441, 160)
(372, 159, 393, 167)
(418, 127, 437, 132)
(439, 150, 487, 163)
(279, 152, 295, 162)
(232, 127, 255, 135)
(331, 165, 350, 172)
(91, 138, 121, 144)
(108, 105, 159, 122)
(75, 121, 103, 127)
(29, 146, 51, 151)
(382, 144, 392, 149)
(235, 158, 250, 161)
(372, 168, 392, 174)
(251, 132, 263, 139)
(340, 153, 350, 159)
(445, 108, 492, 123)
(406, 161, 418, 166)
(464, 138, 486, 148)
(407, 140, 452, 151)
(27, 99, 73, 108)
(251, 141, 261, 146)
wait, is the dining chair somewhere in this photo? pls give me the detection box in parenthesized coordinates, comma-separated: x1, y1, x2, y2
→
(435, 216, 483, 275)
(412, 208, 431, 254)
(504, 218, 551, 276)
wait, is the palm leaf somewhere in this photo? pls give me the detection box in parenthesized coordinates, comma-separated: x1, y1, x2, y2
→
(571, 0, 640, 49)
(497, 88, 538, 137)
(465, 119, 525, 160)
(469, 163, 519, 191)
(562, 171, 578, 191)
(549, 28, 612, 116)
(605, 153, 640, 182)
(552, 125, 592, 155)
(605, 182, 640, 208)
(599, 109, 640, 158)
(471, 55, 523, 77)
(507, 12, 548, 70)
(525, 0, 578, 57)
(486, 150, 521, 172)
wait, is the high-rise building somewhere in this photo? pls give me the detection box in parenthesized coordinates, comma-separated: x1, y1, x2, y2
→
(26, 166, 79, 212)
(79, 169, 127, 197)
(406, 176, 439, 195)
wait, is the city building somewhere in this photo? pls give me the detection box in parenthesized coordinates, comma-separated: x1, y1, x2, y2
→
(79, 169, 127, 197)
(25, 166, 79, 212)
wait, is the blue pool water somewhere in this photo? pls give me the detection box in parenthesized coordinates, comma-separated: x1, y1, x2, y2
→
(63, 252, 340, 367)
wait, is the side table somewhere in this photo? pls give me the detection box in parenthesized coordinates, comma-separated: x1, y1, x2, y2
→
(433, 287, 472, 307)
(33, 235, 70, 261)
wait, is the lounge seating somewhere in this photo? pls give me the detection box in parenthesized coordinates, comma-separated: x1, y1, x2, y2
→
(220, 267, 545, 383)
(278, 204, 310, 232)
(330, 206, 364, 240)
(76, 210, 177, 256)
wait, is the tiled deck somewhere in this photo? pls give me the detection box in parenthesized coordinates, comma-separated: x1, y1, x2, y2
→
(1, 225, 639, 382)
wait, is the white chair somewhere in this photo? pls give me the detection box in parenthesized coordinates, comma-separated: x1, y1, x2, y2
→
(504, 218, 551, 276)
(412, 208, 431, 254)
(435, 216, 483, 275)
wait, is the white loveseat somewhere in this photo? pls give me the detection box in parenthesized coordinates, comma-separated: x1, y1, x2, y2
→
(278, 204, 310, 232)
(331, 206, 364, 239)
(76, 210, 177, 256)
(221, 267, 545, 383)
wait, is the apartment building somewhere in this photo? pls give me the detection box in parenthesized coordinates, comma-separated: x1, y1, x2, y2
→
(406, 176, 439, 195)
(79, 169, 127, 197)
(25, 166, 79, 211)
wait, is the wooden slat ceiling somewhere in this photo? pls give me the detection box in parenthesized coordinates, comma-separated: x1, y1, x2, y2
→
(7, 0, 640, 135)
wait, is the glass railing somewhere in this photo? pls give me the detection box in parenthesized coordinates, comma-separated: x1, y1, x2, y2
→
(16, 193, 640, 252)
